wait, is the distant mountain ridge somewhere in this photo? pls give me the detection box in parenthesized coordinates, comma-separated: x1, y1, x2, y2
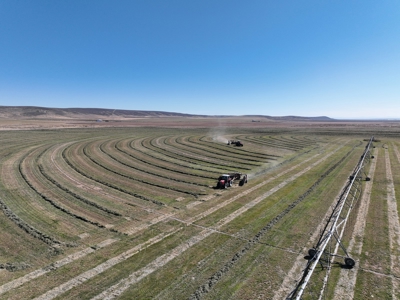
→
(0, 106, 196, 119)
(0, 106, 334, 121)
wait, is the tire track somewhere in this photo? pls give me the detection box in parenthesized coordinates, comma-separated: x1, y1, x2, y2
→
(332, 149, 378, 299)
(384, 148, 400, 298)
(393, 144, 400, 164)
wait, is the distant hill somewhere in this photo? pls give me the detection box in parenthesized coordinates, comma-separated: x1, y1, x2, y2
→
(0, 106, 200, 119)
(244, 115, 334, 121)
(0, 106, 334, 121)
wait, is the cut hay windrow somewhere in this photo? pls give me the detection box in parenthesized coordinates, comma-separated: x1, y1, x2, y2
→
(272, 136, 316, 147)
(82, 145, 206, 197)
(115, 140, 217, 179)
(38, 164, 122, 216)
(99, 141, 210, 187)
(129, 139, 224, 175)
(147, 137, 252, 171)
(173, 136, 267, 164)
(19, 157, 111, 231)
(198, 136, 280, 159)
(166, 136, 263, 166)
(289, 135, 320, 146)
(0, 197, 69, 248)
(61, 146, 166, 206)
(242, 136, 305, 151)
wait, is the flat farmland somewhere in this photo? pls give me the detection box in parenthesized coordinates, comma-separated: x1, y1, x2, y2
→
(1, 119, 400, 299)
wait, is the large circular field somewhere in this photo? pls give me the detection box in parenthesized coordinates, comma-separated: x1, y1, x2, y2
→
(0, 123, 399, 299)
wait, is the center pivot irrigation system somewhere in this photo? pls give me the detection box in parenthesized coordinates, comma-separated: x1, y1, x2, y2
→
(287, 137, 374, 300)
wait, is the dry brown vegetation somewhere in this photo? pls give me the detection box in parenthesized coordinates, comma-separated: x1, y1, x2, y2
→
(0, 114, 399, 299)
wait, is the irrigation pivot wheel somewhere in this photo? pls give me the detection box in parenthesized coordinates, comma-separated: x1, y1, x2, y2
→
(344, 257, 355, 268)
(308, 248, 317, 258)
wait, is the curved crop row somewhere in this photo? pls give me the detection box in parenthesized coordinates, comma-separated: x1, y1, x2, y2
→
(82, 145, 206, 198)
(289, 135, 321, 145)
(198, 136, 280, 159)
(99, 141, 210, 188)
(0, 197, 71, 248)
(130, 139, 223, 175)
(38, 164, 122, 216)
(116, 140, 216, 179)
(240, 135, 308, 150)
(146, 138, 252, 171)
(19, 157, 110, 231)
(186, 135, 274, 162)
(0, 262, 31, 272)
(0, 148, 78, 249)
(272, 136, 316, 147)
(267, 136, 312, 149)
(62, 146, 166, 206)
(163, 136, 262, 167)
(172, 136, 266, 165)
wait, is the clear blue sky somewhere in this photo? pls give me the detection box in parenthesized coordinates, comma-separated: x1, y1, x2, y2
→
(1, 1, 399, 118)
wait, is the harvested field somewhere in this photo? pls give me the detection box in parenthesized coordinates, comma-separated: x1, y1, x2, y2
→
(0, 117, 399, 299)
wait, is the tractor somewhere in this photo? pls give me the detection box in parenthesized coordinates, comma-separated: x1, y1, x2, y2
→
(216, 173, 247, 189)
(227, 140, 243, 147)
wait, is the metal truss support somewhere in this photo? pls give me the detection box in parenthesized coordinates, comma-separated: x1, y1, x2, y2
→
(287, 137, 374, 300)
